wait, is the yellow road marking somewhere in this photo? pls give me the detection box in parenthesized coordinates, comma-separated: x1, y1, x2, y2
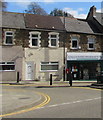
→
(72, 87, 102, 91)
(2, 83, 102, 91)
(0, 92, 50, 117)
(1, 83, 101, 117)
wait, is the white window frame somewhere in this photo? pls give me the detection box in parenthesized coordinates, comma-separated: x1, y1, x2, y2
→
(0, 62, 15, 71)
(87, 36, 95, 50)
(29, 31, 41, 48)
(70, 35, 80, 49)
(48, 32, 59, 48)
(4, 31, 14, 45)
(40, 62, 59, 72)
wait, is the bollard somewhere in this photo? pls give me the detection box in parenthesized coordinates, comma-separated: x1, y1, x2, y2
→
(17, 72, 19, 83)
(70, 79, 72, 86)
(50, 74, 52, 85)
(67, 73, 69, 81)
(69, 72, 72, 86)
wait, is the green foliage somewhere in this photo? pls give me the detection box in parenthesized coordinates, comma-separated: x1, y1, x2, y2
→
(0, 1, 8, 11)
(25, 2, 47, 15)
(50, 8, 74, 17)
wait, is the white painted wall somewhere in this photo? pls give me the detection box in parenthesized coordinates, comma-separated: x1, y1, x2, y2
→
(22, 48, 67, 81)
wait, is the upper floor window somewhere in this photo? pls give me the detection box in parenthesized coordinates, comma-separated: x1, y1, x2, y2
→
(29, 32, 41, 48)
(48, 32, 59, 48)
(4, 31, 14, 45)
(70, 35, 80, 49)
(87, 36, 95, 50)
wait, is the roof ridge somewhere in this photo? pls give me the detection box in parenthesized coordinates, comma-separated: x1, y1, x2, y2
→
(3, 11, 24, 15)
(60, 16, 77, 20)
(3, 11, 77, 19)
(3, 11, 61, 19)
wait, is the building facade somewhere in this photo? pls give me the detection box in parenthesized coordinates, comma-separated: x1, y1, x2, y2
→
(1, 6, 103, 82)
(65, 6, 103, 80)
(1, 12, 67, 81)
(1, 12, 24, 82)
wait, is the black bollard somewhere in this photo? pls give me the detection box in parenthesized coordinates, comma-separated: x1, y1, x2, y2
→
(70, 72, 72, 86)
(67, 73, 69, 81)
(50, 74, 52, 85)
(17, 72, 19, 83)
(70, 79, 72, 86)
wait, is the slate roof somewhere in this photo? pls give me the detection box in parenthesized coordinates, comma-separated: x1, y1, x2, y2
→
(60, 17, 94, 34)
(2, 11, 101, 34)
(95, 12, 103, 26)
(25, 14, 65, 31)
(2, 12, 25, 29)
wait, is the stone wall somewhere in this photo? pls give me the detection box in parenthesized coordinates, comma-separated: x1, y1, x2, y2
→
(2, 29, 102, 52)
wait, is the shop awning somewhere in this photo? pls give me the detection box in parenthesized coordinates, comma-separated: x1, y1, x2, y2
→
(67, 52, 103, 61)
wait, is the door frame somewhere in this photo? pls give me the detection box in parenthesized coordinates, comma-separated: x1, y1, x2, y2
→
(26, 61, 35, 80)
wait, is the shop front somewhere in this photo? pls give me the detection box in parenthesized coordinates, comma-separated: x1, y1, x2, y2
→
(67, 52, 103, 80)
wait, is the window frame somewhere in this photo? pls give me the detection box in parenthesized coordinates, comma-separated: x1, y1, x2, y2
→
(0, 62, 15, 71)
(29, 31, 41, 48)
(87, 36, 95, 50)
(40, 62, 59, 72)
(70, 35, 80, 49)
(4, 31, 14, 45)
(48, 32, 59, 48)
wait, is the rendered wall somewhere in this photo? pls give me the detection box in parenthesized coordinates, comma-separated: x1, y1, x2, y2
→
(1, 46, 24, 81)
(0, 71, 17, 82)
(22, 48, 66, 81)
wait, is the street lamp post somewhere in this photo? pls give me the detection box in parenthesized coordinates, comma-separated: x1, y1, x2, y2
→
(63, 12, 66, 81)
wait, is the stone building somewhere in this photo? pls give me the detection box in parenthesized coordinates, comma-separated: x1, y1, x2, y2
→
(1, 12, 24, 82)
(61, 6, 103, 80)
(1, 6, 103, 82)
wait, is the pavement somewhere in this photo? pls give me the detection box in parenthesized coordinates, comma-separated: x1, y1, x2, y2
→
(1, 80, 103, 89)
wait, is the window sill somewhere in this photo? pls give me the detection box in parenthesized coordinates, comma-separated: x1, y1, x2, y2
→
(0, 70, 15, 72)
(29, 46, 40, 49)
(48, 46, 59, 48)
(3, 44, 14, 46)
(70, 47, 79, 50)
(88, 48, 95, 50)
(40, 70, 58, 72)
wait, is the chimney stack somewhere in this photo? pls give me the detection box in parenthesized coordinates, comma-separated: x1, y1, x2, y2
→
(90, 6, 96, 17)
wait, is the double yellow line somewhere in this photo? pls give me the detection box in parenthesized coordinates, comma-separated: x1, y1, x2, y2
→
(0, 92, 50, 117)
(72, 87, 102, 91)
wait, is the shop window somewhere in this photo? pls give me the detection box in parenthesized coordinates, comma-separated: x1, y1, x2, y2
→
(87, 36, 95, 50)
(41, 62, 59, 71)
(48, 32, 59, 48)
(0, 62, 15, 71)
(70, 35, 79, 49)
(29, 32, 41, 47)
(4, 31, 14, 45)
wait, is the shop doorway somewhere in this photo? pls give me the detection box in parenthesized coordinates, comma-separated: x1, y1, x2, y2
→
(79, 63, 97, 80)
(67, 61, 99, 80)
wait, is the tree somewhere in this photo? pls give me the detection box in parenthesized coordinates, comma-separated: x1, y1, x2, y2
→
(25, 2, 47, 16)
(50, 8, 74, 18)
(50, 8, 63, 16)
(0, 0, 7, 11)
